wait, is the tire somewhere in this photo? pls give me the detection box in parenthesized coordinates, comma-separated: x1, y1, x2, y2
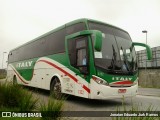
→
(13, 75, 17, 85)
(50, 78, 62, 99)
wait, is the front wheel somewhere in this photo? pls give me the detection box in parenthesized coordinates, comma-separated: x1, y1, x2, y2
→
(50, 78, 62, 99)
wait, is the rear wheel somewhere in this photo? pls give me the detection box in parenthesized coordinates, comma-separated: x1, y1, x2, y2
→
(13, 75, 17, 85)
(50, 78, 62, 99)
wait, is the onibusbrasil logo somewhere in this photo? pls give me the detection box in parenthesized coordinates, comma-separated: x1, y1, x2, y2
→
(1, 112, 42, 118)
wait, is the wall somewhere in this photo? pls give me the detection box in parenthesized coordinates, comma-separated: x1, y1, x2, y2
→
(138, 69, 160, 88)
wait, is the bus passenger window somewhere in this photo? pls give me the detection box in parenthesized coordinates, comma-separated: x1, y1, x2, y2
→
(68, 36, 89, 74)
(76, 37, 87, 66)
(77, 48, 86, 66)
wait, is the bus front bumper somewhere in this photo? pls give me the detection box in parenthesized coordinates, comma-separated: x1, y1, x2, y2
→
(90, 80, 138, 100)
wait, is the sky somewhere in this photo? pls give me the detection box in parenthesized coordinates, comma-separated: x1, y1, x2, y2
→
(0, 0, 160, 68)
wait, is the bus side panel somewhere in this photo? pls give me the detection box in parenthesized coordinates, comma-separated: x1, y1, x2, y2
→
(37, 57, 90, 98)
(7, 57, 90, 99)
(7, 64, 24, 85)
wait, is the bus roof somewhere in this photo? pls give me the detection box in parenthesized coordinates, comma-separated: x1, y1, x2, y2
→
(10, 18, 128, 52)
(87, 18, 128, 33)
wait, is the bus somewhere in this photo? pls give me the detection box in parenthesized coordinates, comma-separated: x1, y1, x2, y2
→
(7, 18, 152, 99)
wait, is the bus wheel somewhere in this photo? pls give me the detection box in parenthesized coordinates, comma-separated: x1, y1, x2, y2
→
(13, 75, 17, 85)
(50, 78, 62, 99)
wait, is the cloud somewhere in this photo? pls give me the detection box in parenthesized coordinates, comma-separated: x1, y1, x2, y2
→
(0, 0, 160, 68)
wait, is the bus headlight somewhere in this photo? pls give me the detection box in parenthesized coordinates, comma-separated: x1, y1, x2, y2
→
(92, 76, 108, 86)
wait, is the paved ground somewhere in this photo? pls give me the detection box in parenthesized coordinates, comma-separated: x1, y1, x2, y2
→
(138, 87, 160, 97)
(1, 78, 160, 120)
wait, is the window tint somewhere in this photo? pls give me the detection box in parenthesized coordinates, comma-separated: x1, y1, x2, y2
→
(77, 48, 86, 66)
(8, 22, 86, 63)
(89, 21, 137, 74)
(68, 40, 76, 66)
(8, 28, 66, 63)
(66, 23, 86, 35)
(112, 28, 131, 40)
(28, 38, 46, 59)
(68, 36, 89, 74)
(68, 36, 88, 67)
(89, 22, 131, 40)
(76, 39, 86, 48)
(89, 22, 113, 34)
(45, 29, 65, 55)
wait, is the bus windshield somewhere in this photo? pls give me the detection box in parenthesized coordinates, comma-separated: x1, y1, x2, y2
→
(89, 22, 137, 75)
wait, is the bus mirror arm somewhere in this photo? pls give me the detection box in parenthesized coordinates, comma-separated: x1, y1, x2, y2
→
(132, 42, 152, 60)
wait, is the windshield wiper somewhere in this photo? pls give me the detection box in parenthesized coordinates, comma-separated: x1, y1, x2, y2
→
(121, 47, 131, 72)
(110, 45, 117, 72)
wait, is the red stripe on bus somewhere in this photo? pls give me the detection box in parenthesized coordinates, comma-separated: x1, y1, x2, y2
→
(113, 80, 133, 85)
(38, 60, 90, 93)
(83, 84, 90, 93)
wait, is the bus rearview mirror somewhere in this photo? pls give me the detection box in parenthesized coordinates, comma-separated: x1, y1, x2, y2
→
(132, 42, 152, 60)
(94, 31, 102, 51)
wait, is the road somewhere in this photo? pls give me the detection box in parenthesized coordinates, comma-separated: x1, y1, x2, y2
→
(32, 88, 160, 120)
(1, 79, 160, 120)
(34, 89, 160, 111)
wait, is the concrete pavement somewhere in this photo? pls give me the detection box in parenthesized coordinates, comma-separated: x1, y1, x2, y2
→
(138, 87, 160, 97)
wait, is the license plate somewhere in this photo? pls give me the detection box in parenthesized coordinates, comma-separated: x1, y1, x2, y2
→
(118, 89, 126, 93)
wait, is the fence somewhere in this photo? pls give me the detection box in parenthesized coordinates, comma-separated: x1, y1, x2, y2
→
(136, 46, 160, 68)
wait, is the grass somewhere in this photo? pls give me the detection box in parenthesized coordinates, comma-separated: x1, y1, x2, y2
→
(112, 96, 160, 120)
(39, 92, 65, 120)
(0, 82, 65, 120)
(0, 82, 38, 111)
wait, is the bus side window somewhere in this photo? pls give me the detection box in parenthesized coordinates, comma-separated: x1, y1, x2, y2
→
(68, 40, 76, 66)
(68, 36, 89, 74)
(76, 39, 87, 66)
(66, 23, 86, 35)
(77, 49, 86, 66)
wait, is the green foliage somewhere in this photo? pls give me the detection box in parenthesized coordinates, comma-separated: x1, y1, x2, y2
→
(0, 82, 65, 120)
(39, 93, 65, 120)
(18, 90, 38, 111)
(0, 82, 38, 111)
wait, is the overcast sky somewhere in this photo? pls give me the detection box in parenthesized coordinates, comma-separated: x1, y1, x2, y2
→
(1, 0, 160, 68)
